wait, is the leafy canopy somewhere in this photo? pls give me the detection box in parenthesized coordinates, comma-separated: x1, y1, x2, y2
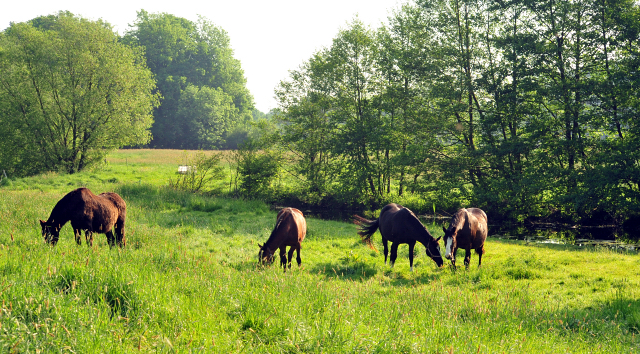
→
(0, 12, 159, 176)
(123, 11, 254, 149)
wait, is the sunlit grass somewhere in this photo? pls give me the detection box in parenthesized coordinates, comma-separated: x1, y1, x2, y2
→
(0, 149, 638, 353)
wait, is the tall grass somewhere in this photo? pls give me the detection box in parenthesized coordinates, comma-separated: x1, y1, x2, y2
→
(0, 150, 638, 353)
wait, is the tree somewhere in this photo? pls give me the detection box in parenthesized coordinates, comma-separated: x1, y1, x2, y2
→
(176, 85, 238, 149)
(0, 12, 158, 176)
(124, 11, 253, 149)
(275, 19, 385, 204)
(327, 20, 383, 200)
(473, 0, 549, 220)
(375, 4, 441, 197)
(275, 58, 340, 202)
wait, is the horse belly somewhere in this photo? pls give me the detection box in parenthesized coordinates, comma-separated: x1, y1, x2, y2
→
(70, 210, 94, 231)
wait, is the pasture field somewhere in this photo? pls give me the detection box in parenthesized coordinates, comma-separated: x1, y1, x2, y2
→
(0, 149, 638, 353)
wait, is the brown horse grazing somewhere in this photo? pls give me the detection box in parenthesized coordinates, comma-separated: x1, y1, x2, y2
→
(442, 208, 488, 269)
(258, 207, 307, 268)
(354, 203, 443, 270)
(40, 188, 126, 248)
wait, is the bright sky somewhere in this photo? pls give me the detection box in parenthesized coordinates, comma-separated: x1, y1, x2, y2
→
(1, 0, 400, 113)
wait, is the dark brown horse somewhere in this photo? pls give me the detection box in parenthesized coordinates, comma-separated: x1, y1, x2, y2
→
(354, 203, 443, 270)
(40, 188, 126, 248)
(258, 207, 307, 268)
(442, 208, 488, 269)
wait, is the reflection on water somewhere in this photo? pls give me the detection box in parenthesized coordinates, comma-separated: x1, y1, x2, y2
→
(490, 223, 639, 251)
(280, 206, 639, 251)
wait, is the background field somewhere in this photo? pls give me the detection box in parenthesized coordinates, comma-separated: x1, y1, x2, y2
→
(0, 150, 638, 353)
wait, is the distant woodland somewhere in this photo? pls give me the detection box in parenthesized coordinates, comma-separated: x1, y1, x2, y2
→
(1, 0, 640, 226)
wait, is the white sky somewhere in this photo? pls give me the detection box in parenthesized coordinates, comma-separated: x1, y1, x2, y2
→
(1, 0, 400, 113)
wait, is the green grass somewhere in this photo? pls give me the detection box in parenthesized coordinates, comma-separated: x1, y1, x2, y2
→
(0, 149, 638, 353)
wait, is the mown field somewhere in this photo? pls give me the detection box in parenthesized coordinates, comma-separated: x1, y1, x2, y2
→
(0, 149, 638, 353)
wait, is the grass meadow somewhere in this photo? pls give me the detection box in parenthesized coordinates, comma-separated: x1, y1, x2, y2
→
(0, 149, 638, 353)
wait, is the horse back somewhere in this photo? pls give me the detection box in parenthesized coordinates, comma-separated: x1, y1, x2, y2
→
(275, 208, 306, 245)
(65, 188, 124, 232)
(378, 204, 425, 244)
(290, 208, 306, 244)
(98, 192, 126, 220)
(466, 208, 487, 224)
(377, 204, 402, 239)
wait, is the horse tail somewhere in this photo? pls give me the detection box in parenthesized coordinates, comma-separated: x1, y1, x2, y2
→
(353, 215, 379, 251)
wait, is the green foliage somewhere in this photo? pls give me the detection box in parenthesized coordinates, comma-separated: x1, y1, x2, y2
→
(168, 151, 225, 193)
(269, 0, 640, 225)
(124, 11, 254, 149)
(0, 12, 159, 176)
(176, 85, 238, 149)
(234, 143, 280, 198)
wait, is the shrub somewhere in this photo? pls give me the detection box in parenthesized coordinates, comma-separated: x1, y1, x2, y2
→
(168, 151, 224, 193)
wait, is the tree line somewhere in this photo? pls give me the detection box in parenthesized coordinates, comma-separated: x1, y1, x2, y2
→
(1, 2, 639, 227)
(0, 11, 255, 176)
(254, 0, 640, 226)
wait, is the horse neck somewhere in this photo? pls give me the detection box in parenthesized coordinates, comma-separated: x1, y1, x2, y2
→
(415, 228, 434, 247)
(264, 214, 290, 250)
(407, 218, 434, 246)
(48, 201, 71, 227)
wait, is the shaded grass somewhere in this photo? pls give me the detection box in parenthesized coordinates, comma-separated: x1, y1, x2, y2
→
(0, 149, 638, 353)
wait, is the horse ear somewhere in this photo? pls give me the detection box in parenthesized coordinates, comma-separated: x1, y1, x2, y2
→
(40, 220, 46, 227)
(442, 226, 447, 233)
(258, 243, 263, 248)
(435, 236, 441, 242)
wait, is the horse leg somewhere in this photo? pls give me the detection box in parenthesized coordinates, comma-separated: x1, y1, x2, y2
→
(85, 231, 93, 247)
(451, 247, 458, 269)
(476, 246, 484, 267)
(382, 238, 389, 265)
(115, 220, 126, 247)
(106, 231, 116, 248)
(287, 247, 295, 269)
(389, 243, 399, 268)
(295, 246, 302, 267)
(464, 247, 472, 269)
(279, 247, 287, 268)
(73, 228, 82, 246)
(408, 241, 416, 272)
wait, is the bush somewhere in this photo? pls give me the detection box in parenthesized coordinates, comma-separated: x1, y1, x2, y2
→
(225, 138, 282, 199)
(237, 149, 279, 197)
(168, 151, 224, 193)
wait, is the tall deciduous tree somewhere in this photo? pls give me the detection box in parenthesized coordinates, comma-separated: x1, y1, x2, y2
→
(375, 4, 440, 197)
(176, 85, 238, 149)
(124, 11, 253, 149)
(328, 20, 382, 199)
(0, 12, 158, 176)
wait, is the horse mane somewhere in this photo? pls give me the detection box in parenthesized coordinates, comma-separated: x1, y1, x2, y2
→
(405, 210, 434, 239)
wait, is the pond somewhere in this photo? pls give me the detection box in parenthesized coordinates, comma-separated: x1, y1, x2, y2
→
(488, 223, 639, 251)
